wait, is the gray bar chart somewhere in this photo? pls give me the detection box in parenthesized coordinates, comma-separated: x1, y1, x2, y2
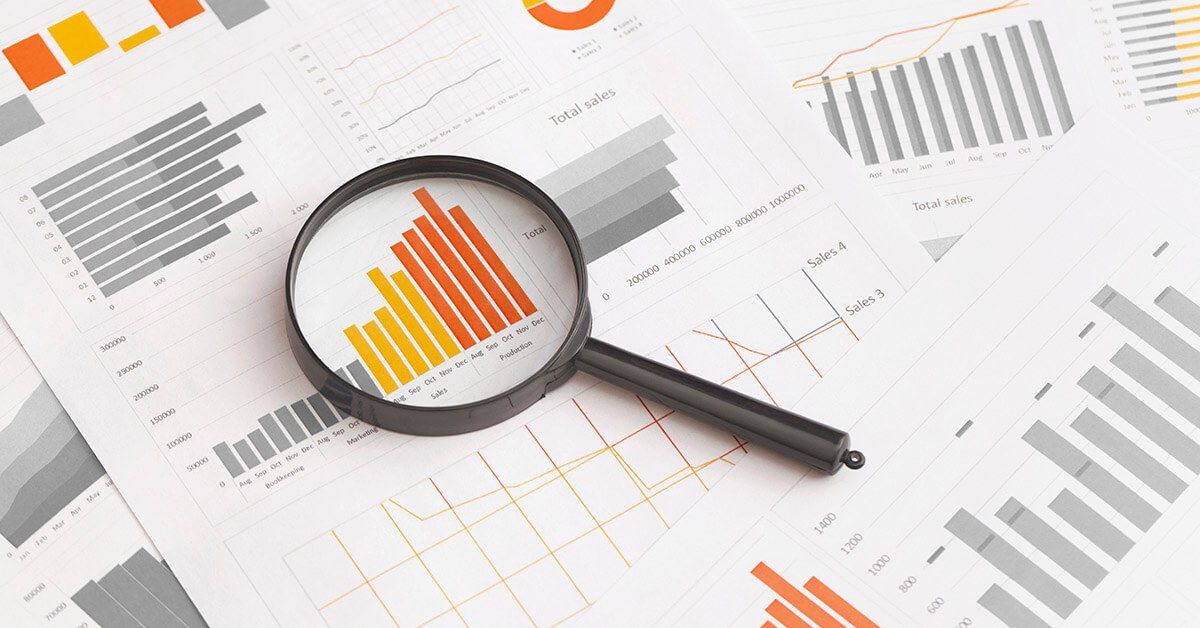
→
(537, 116, 683, 262)
(72, 548, 208, 628)
(808, 20, 1073, 166)
(211, 362, 371, 479)
(33, 102, 265, 298)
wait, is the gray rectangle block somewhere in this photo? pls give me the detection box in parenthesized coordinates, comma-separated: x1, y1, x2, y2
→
(99, 223, 231, 296)
(97, 565, 188, 628)
(72, 580, 142, 628)
(570, 167, 679, 238)
(964, 45, 1003, 144)
(82, 195, 221, 271)
(1093, 285, 1200, 386)
(890, 66, 928, 156)
(1155, 286, 1200, 337)
(1079, 366, 1200, 472)
(1071, 408, 1186, 501)
(205, 0, 269, 29)
(0, 96, 44, 147)
(1030, 20, 1074, 130)
(61, 159, 224, 240)
(984, 33, 1027, 141)
(550, 141, 676, 218)
(1006, 25, 1052, 137)
(258, 415, 292, 453)
(996, 497, 1107, 589)
(581, 193, 682, 262)
(213, 442, 244, 478)
(1049, 490, 1134, 560)
(273, 407, 309, 444)
(945, 509, 1081, 618)
(915, 57, 953, 151)
(871, 69, 904, 160)
(939, 53, 978, 148)
(978, 585, 1053, 628)
(122, 549, 208, 628)
(1023, 420, 1159, 531)
(247, 429, 274, 461)
(306, 395, 341, 428)
(822, 77, 850, 152)
(1112, 343, 1200, 430)
(845, 73, 879, 165)
(290, 401, 325, 435)
(232, 439, 259, 469)
(347, 361, 383, 398)
(536, 116, 674, 198)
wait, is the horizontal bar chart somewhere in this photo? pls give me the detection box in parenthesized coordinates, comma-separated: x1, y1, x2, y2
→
(345, 188, 539, 395)
(33, 102, 264, 297)
(536, 116, 683, 261)
(73, 548, 207, 628)
(1119, 0, 1200, 105)
(210, 363, 373, 479)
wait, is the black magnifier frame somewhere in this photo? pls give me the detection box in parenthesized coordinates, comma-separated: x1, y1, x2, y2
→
(285, 156, 865, 474)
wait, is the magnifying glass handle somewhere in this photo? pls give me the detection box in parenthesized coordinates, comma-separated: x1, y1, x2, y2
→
(575, 338, 864, 474)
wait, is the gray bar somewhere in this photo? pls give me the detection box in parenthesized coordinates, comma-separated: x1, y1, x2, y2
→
(845, 73, 879, 165)
(33, 103, 206, 196)
(1155, 286, 1200, 338)
(964, 46, 1003, 144)
(945, 509, 1080, 618)
(927, 546, 945, 563)
(1023, 421, 1159, 531)
(213, 442, 244, 478)
(890, 66, 928, 156)
(939, 53, 978, 149)
(1006, 26, 1051, 137)
(232, 439, 259, 469)
(205, 0, 270, 29)
(536, 116, 673, 198)
(346, 361, 383, 399)
(984, 33, 1027, 141)
(581, 193, 683, 262)
(1094, 285, 1200, 385)
(1117, 8, 1172, 20)
(99, 222, 232, 297)
(0, 96, 44, 147)
(1078, 367, 1200, 472)
(305, 395, 341, 428)
(98, 565, 188, 628)
(1154, 242, 1170, 257)
(47, 161, 158, 220)
(258, 415, 292, 453)
(1035, 383, 1052, 400)
(570, 168, 679, 237)
(921, 235, 961, 261)
(330, 369, 355, 418)
(1113, 343, 1200, 431)
(291, 401, 326, 435)
(997, 497, 1106, 589)
(81, 195, 221, 270)
(72, 581, 142, 628)
(122, 549, 208, 628)
(89, 199, 216, 283)
(915, 58, 953, 151)
(548, 141, 676, 218)
(1049, 490, 1134, 560)
(978, 585, 1053, 628)
(1114, 0, 1169, 6)
(1072, 408, 1186, 501)
(956, 421, 974, 437)
(247, 429, 274, 461)
(1080, 322, 1096, 338)
(84, 188, 251, 264)
(870, 69, 904, 160)
(273, 407, 308, 444)
(822, 77, 850, 152)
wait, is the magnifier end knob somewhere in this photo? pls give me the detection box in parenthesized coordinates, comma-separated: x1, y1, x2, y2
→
(842, 450, 866, 470)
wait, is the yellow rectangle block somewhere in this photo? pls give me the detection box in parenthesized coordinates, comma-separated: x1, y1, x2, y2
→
(119, 25, 161, 52)
(391, 270, 460, 359)
(364, 321, 414, 385)
(367, 268, 445, 366)
(344, 326, 398, 394)
(48, 12, 108, 65)
(377, 309, 429, 376)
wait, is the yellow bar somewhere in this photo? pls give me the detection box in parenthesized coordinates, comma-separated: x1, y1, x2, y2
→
(1178, 40, 1200, 50)
(390, 270, 460, 359)
(1172, 4, 1200, 13)
(48, 12, 108, 65)
(1178, 91, 1200, 100)
(119, 25, 160, 52)
(364, 321, 414, 385)
(344, 326, 398, 393)
(377, 309, 429, 376)
(367, 268, 444, 367)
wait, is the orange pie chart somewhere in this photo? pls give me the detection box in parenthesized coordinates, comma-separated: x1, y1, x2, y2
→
(523, 0, 615, 30)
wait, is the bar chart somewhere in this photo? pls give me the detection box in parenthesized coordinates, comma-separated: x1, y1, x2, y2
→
(33, 101, 264, 298)
(72, 548, 208, 628)
(0, 382, 106, 548)
(537, 116, 683, 262)
(209, 363, 375, 479)
(944, 282, 1200, 627)
(341, 186, 540, 396)
(751, 563, 879, 628)
(805, 19, 1074, 166)
(1114, 0, 1200, 106)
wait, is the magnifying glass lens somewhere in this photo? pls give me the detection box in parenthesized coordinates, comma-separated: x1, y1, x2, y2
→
(293, 177, 579, 408)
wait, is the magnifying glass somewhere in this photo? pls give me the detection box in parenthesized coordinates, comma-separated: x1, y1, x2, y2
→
(285, 156, 864, 474)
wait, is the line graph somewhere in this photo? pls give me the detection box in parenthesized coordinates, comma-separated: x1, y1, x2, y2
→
(334, 6, 460, 71)
(360, 36, 482, 104)
(379, 60, 503, 131)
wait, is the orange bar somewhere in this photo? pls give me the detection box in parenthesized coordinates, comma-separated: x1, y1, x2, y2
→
(804, 578, 877, 628)
(763, 623, 781, 628)
(363, 321, 415, 385)
(367, 268, 442, 367)
(448, 206, 537, 316)
(414, 215, 505, 333)
(751, 563, 843, 628)
(766, 600, 813, 628)
(391, 240, 476, 349)
(375, 308, 429, 376)
(3, 34, 66, 90)
(402, 230, 491, 341)
(148, 0, 205, 28)
(414, 188, 521, 324)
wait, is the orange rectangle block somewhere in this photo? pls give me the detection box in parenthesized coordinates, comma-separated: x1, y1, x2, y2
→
(750, 563, 842, 628)
(804, 577, 877, 628)
(149, 0, 206, 28)
(415, 215, 505, 333)
(766, 600, 813, 628)
(448, 206, 538, 317)
(402, 230, 491, 341)
(391, 241, 476, 350)
(3, 34, 66, 90)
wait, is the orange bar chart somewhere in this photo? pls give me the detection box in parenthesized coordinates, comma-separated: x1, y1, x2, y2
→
(149, 0, 206, 28)
(345, 187, 539, 394)
(48, 12, 108, 66)
(3, 35, 65, 90)
(751, 562, 877, 628)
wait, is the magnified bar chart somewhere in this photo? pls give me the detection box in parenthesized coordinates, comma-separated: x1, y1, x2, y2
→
(945, 282, 1200, 627)
(72, 548, 208, 628)
(32, 102, 264, 298)
(537, 116, 682, 262)
(0, 382, 106, 548)
(806, 19, 1074, 165)
(1117, 0, 1200, 105)
(344, 187, 539, 394)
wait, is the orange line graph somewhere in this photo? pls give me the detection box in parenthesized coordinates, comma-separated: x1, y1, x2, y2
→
(335, 6, 459, 71)
(360, 35, 482, 104)
(792, 0, 1026, 89)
